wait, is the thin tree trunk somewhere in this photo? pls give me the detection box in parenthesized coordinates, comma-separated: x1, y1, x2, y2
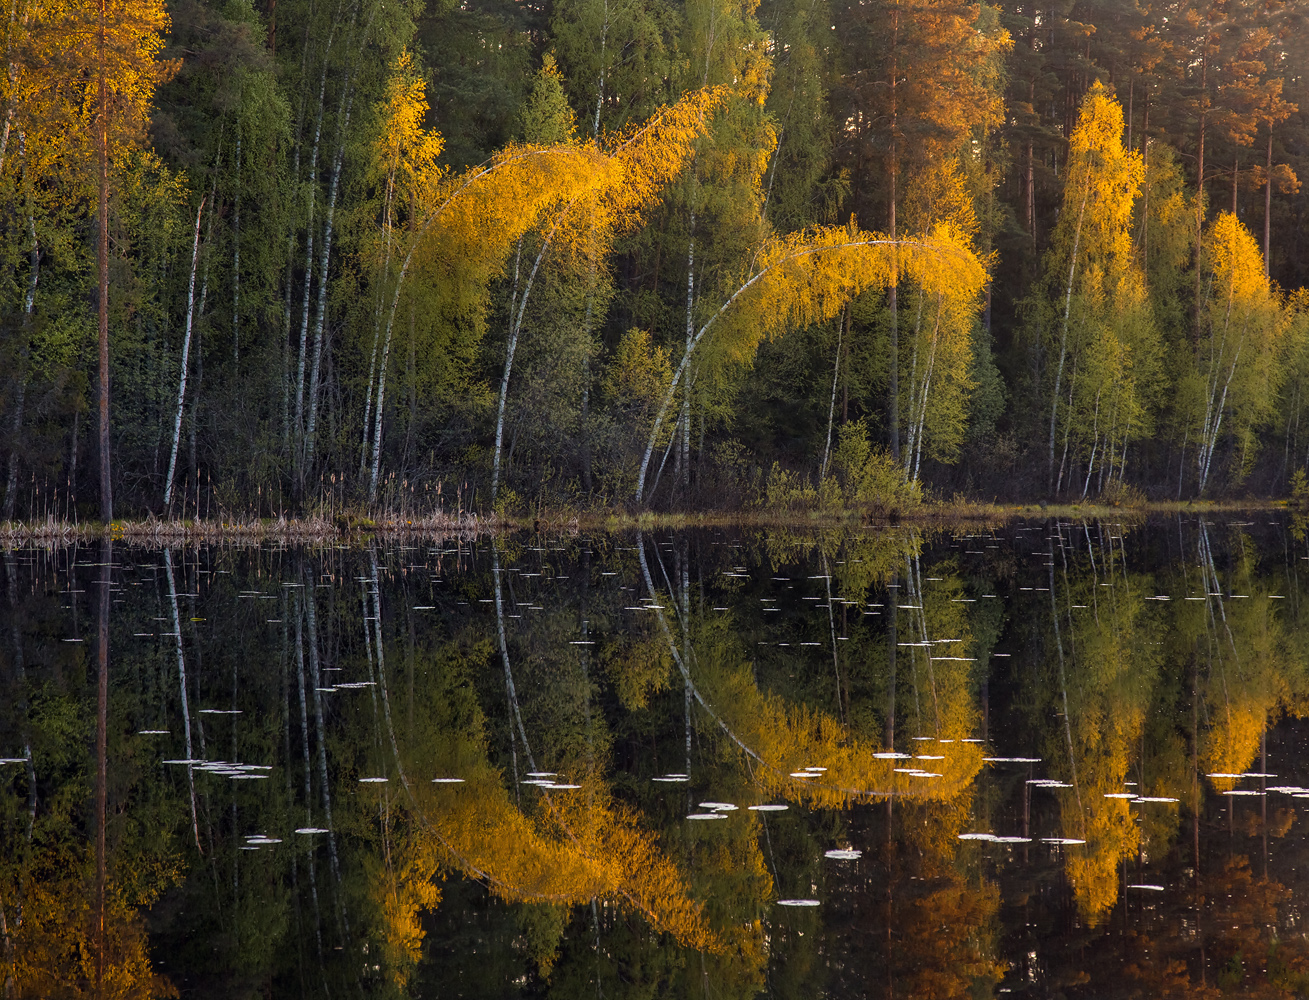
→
(491, 228, 556, 504)
(911, 302, 942, 483)
(1081, 391, 1101, 499)
(678, 214, 695, 492)
(1264, 125, 1273, 278)
(165, 197, 206, 509)
(232, 132, 241, 365)
(1026, 138, 1035, 251)
(903, 292, 924, 480)
(305, 81, 357, 472)
(635, 237, 899, 502)
(1048, 182, 1092, 493)
(1141, 99, 1150, 279)
(821, 309, 844, 479)
(361, 172, 396, 478)
(4, 159, 37, 521)
(294, 58, 334, 468)
(165, 548, 202, 850)
(593, 0, 607, 136)
(1194, 53, 1208, 342)
(888, 8, 899, 461)
(97, 0, 111, 523)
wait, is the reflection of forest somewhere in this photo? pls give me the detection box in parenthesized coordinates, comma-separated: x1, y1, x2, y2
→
(2, 520, 1309, 996)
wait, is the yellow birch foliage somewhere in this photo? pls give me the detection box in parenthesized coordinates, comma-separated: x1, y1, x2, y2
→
(370, 85, 728, 385)
(1200, 585, 1291, 784)
(1192, 212, 1286, 487)
(373, 50, 445, 222)
(1037, 83, 1159, 485)
(1055, 82, 1144, 296)
(702, 220, 986, 370)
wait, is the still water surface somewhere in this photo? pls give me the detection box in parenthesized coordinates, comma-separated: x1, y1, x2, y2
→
(6, 517, 1309, 997)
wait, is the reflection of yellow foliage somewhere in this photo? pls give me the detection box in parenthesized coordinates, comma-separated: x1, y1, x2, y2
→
(694, 655, 983, 809)
(375, 646, 723, 968)
(1, 860, 178, 999)
(891, 880, 1006, 999)
(1042, 567, 1159, 927)
(368, 826, 443, 992)
(1200, 593, 1286, 788)
(1062, 793, 1139, 928)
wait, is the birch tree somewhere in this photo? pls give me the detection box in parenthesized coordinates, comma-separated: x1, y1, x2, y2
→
(1033, 82, 1156, 496)
(1192, 212, 1284, 494)
(636, 220, 987, 502)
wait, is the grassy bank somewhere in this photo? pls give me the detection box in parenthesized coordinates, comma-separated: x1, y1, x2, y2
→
(0, 496, 1294, 545)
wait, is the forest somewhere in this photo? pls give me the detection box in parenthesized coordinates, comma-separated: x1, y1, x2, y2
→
(3, 0, 1309, 520)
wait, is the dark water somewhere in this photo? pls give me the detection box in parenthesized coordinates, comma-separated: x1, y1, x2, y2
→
(6, 516, 1309, 998)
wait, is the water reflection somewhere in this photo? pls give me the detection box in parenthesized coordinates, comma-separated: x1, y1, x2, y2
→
(5, 518, 1309, 995)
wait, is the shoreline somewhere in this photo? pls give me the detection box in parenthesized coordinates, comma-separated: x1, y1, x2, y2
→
(0, 498, 1292, 545)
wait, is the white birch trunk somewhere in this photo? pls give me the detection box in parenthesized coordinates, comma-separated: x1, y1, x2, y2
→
(304, 94, 353, 470)
(360, 173, 394, 477)
(636, 239, 900, 503)
(1049, 183, 1091, 493)
(821, 311, 843, 479)
(164, 197, 206, 509)
(491, 232, 554, 503)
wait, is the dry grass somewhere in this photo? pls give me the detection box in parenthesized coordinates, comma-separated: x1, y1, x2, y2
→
(0, 510, 499, 546)
(0, 495, 1288, 547)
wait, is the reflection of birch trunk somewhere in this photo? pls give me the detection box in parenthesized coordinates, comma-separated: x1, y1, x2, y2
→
(907, 552, 938, 733)
(306, 568, 347, 937)
(95, 539, 108, 996)
(493, 544, 536, 768)
(821, 552, 843, 722)
(637, 532, 769, 769)
(165, 549, 202, 850)
(292, 590, 325, 956)
(886, 569, 896, 750)
(164, 197, 206, 509)
(1049, 536, 1085, 834)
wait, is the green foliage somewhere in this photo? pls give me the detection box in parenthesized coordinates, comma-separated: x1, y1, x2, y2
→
(829, 418, 922, 513)
(9, 0, 1309, 518)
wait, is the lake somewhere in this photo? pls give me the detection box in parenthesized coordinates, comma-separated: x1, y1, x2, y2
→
(5, 515, 1309, 997)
